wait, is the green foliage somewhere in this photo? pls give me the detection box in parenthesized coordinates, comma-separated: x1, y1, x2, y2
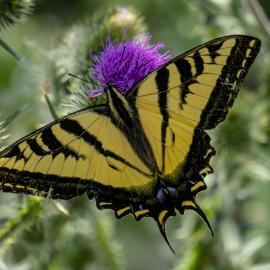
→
(0, 0, 270, 270)
(0, 197, 42, 244)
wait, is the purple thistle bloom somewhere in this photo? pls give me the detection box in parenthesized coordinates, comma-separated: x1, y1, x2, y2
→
(88, 34, 171, 97)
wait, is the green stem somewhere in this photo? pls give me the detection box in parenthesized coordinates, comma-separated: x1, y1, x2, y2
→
(247, 0, 270, 38)
(44, 94, 59, 120)
(0, 37, 22, 61)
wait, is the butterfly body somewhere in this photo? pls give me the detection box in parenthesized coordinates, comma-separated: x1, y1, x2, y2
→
(0, 35, 261, 251)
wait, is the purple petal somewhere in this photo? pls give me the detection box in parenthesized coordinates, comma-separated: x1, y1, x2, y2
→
(88, 34, 171, 97)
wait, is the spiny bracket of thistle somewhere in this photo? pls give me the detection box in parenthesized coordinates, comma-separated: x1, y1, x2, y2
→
(0, 108, 22, 149)
(0, 0, 35, 30)
(0, 0, 35, 61)
(54, 5, 146, 111)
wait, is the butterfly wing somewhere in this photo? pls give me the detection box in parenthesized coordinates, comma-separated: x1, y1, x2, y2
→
(130, 35, 260, 220)
(0, 105, 160, 218)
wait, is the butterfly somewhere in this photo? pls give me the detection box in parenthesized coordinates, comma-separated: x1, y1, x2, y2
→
(0, 35, 260, 252)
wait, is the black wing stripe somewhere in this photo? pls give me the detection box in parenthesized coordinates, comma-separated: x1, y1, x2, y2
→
(41, 128, 63, 151)
(174, 58, 193, 108)
(3, 145, 22, 159)
(207, 41, 223, 61)
(41, 128, 81, 160)
(60, 119, 151, 176)
(27, 138, 47, 156)
(193, 50, 204, 75)
(156, 67, 170, 173)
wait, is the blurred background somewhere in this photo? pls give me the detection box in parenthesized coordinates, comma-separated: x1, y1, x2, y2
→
(0, 0, 270, 269)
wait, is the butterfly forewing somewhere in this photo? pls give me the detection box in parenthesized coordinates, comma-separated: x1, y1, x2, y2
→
(133, 35, 260, 180)
(0, 107, 155, 200)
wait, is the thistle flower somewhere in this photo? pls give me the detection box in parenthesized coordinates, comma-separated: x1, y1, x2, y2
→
(55, 6, 146, 93)
(54, 6, 148, 112)
(89, 34, 171, 97)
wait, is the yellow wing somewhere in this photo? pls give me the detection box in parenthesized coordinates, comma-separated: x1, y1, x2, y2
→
(0, 106, 158, 218)
(123, 36, 260, 242)
(132, 35, 260, 187)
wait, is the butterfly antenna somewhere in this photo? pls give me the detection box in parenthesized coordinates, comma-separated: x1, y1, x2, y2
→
(68, 73, 103, 88)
